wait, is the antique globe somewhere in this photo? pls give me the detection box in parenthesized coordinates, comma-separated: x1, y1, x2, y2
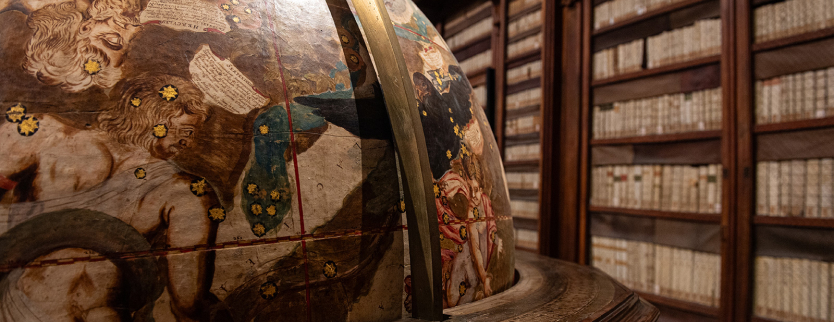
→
(0, 0, 516, 320)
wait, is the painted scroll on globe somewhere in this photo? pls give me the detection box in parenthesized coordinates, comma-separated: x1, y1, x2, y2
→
(189, 44, 270, 114)
(140, 0, 231, 33)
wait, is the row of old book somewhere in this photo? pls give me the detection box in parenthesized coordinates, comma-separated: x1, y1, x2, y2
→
(506, 87, 542, 110)
(756, 159, 834, 218)
(593, 0, 689, 31)
(459, 49, 492, 75)
(755, 67, 834, 125)
(593, 39, 643, 80)
(754, 0, 834, 44)
(507, 59, 542, 85)
(754, 256, 833, 322)
(446, 17, 492, 51)
(590, 164, 723, 214)
(510, 199, 539, 220)
(592, 87, 723, 139)
(507, 32, 542, 59)
(509, 0, 541, 17)
(505, 114, 541, 136)
(444, 1, 492, 33)
(506, 171, 540, 190)
(508, 9, 542, 39)
(504, 142, 541, 162)
(592, 18, 721, 80)
(514, 227, 539, 250)
(592, 236, 721, 307)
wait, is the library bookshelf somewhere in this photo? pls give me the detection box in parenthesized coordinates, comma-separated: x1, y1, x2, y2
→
(579, 0, 735, 320)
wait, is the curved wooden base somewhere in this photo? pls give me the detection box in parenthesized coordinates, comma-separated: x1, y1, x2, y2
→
(401, 251, 659, 321)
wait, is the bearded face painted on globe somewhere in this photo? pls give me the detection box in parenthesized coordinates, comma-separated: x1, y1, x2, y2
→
(0, 0, 514, 320)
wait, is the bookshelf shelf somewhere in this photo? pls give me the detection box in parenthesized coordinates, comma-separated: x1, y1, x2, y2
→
(508, 26, 542, 44)
(636, 291, 720, 318)
(503, 159, 540, 170)
(508, 2, 541, 22)
(509, 188, 539, 201)
(513, 217, 538, 230)
(753, 116, 834, 134)
(752, 26, 834, 53)
(751, 316, 780, 322)
(590, 130, 722, 146)
(504, 132, 540, 145)
(507, 77, 541, 95)
(589, 206, 722, 223)
(591, 55, 721, 87)
(443, 4, 493, 38)
(451, 34, 492, 56)
(506, 49, 541, 65)
(592, 0, 711, 36)
(505, 104, 541, 119)
(752, 216, 834, 229)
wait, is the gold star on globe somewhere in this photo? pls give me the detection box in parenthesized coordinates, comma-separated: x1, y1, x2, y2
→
(259, 124, 269, 135)
(221, 3, 231, 10)
(152, 124, 168, 138)
(158, 85, 179, 101)
(84, 59, 101, 75)
(231, 15, 241, 23)
(191, 178, 208, 196)
(247, 183, 259, 195)
(244, 7, 252, 14)
(270, 190, 280, 200)
(134, 168, 146, 179)
(17, 116, 39, 136)
(259, 282, 277, 299)
(323, 261, 337, 278)
(251, 203, 263, 215)
(252, 223, 266, 236)
(6, 104, 25, 123)
(130, 97, 142, 107)
(266, 205, 276, 216)
(459, 282, 466, 296)
(208, 206, 226, 221)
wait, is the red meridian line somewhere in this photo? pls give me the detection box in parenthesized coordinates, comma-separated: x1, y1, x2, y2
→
(262, 2, 311, 321)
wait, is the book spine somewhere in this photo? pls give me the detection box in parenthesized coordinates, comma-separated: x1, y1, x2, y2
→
(769, 161, 780, 216)
(806, 159, 820, 218)
(707, 165, 717, 213)
(780, 161, 792, 217)
(791, 160, 807, 217)
(758, 162, 769, 216)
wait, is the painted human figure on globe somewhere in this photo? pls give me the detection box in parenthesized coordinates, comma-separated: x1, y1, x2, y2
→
(0, 0, 514, 320)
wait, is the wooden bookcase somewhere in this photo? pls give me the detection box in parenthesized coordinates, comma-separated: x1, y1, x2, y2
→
(576, 0, 734, 320)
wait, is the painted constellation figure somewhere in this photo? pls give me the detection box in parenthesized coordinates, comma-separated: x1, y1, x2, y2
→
(0, 74, 220, 321)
